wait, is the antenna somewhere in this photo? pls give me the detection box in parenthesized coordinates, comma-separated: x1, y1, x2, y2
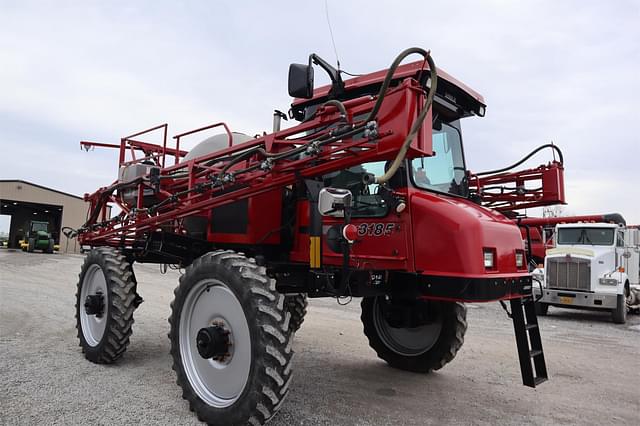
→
(324, 0, 340, 70)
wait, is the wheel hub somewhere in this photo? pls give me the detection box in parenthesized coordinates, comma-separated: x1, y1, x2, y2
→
(196, 325, 231, 361)
(84, 291, 105, 317)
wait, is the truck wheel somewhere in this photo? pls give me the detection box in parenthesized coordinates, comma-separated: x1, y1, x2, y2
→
(27, 238, 35, 252)
(75, 248, 137, 363)
(612, 285, 629, 324)
(45, 239, 54, 254)
(285, 293, 308, 333)
(361, 297, 467, 373)
(535, 302, 549, 316)
(169, 250, 294, 426)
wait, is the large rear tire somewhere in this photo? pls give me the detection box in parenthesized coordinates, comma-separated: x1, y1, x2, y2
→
(169, 250, 294, 426)
(75, 247, 137, 363)
(361, 297, 467, 373)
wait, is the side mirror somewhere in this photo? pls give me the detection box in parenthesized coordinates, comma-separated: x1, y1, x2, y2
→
(318, 187, 352, 217)
(288, 63, 314, 99)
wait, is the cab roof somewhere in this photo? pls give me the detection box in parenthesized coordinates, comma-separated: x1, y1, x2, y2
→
(291, 59, 486, 120)
(557, 223, 621, 228)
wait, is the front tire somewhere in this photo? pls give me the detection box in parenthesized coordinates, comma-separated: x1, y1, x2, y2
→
(535, 302, 549, 316)
(361, 297, 467, 373)
(75, 247, 137, 363)
(169, 250, 294, 426)
(612, 285, 629, 324)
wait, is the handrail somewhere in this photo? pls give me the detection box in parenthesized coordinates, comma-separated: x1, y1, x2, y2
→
(122, 123, 168, 141)
(120, 124, 168, 167)
(173, 122, 233, 165)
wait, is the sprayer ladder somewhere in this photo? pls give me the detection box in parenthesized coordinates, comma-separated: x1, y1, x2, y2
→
(510, 296, 548, 387)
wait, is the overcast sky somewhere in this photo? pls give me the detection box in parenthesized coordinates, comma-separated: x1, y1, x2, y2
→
(1, 0, 639, 231)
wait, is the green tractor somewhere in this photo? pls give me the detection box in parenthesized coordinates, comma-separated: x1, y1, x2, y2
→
(20, 220, 56, 253)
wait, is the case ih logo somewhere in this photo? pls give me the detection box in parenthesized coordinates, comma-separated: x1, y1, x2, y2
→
(357, 223, 395, 237)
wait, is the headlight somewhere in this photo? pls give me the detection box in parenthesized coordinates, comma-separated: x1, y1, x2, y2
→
(515, 251, 525, 269)
(598, 278, 618, 286)
(483, 248, 495, 269)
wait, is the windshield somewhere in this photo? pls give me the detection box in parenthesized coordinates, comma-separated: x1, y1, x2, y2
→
(31, 222, 48, 233)
(557, 228, 615, 246)
(322, 120, 468, 217)
(410, 121, 467, 196)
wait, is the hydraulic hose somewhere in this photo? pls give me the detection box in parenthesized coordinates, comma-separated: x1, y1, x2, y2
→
(370, 48, 438, 184)
(476, 143, 564, 176)
(322, 99, 348, 118)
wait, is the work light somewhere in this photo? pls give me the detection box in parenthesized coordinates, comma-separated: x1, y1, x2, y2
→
(483, 249, 495, 269)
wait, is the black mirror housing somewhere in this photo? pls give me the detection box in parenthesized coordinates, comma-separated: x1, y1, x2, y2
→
(288, 63, 314, 99)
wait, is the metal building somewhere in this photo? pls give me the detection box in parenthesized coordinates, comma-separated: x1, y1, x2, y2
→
(0, 180, 89, 253)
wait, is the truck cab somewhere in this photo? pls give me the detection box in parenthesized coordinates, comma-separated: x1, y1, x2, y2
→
(534, 222, 640, 323)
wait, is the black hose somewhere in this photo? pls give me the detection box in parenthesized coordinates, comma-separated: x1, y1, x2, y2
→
(372, 48, 438, 184)
(476, 144, 563, 176)
(322, 99, 348, 118)
(215, 99, 350, 180)
(62, 226, 78, 239)
(368, 48, 436, 122)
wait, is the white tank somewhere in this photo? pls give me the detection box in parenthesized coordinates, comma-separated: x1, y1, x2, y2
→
(182, 132, 253, 162)
(181, 132, 253, 239)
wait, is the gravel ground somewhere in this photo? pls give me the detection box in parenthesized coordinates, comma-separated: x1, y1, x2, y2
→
(1, 250, 638, 425)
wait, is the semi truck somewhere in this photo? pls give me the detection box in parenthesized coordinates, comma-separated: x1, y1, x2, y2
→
(518, 213, 626, 267)
(534, 222, 640, 323)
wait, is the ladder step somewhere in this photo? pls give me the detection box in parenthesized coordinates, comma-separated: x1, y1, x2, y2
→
(534, 377, 548, 386)
(525, 323, 538, 331)
(530, 349, 543, 358)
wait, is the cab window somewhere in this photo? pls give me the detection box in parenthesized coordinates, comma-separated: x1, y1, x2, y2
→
(323, 161, 389, 218)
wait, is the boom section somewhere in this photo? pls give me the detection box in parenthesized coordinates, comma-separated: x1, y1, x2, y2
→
(78, 78, 433, 247)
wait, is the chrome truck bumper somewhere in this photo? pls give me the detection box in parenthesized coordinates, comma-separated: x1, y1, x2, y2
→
(534, 287, 618, 310)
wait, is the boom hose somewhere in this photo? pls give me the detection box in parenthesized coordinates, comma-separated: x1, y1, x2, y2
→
(372, 48, 438, 184)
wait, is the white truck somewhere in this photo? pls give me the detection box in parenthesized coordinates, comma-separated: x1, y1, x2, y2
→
(533, 223, 640, 323)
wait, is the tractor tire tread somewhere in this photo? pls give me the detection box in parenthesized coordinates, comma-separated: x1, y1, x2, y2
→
(169, 250, 294, 426)
(285, 294, 308, 333)
(75, 247, 137, 364)
(361, 298, 467, 373)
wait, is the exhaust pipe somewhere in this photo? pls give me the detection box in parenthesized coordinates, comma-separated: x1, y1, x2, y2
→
(273, 110, 287, 133)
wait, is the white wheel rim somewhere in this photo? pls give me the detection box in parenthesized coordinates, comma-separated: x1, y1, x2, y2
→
(372, 298, 443, 356)
(179, 279, 251, 408)
(80, 264, 108, 346)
